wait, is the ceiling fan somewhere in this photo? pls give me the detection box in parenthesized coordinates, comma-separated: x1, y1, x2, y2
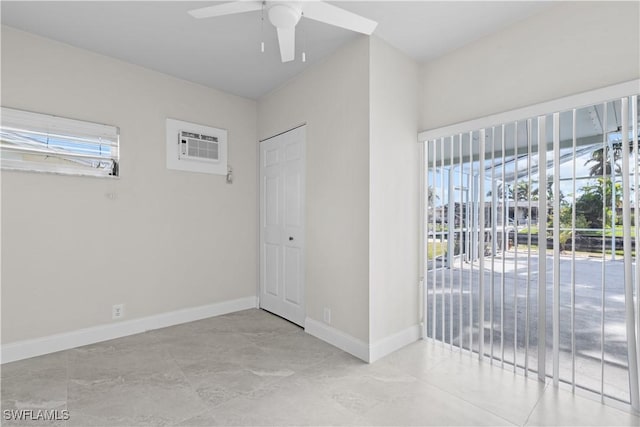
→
(188, 1, 378, 63)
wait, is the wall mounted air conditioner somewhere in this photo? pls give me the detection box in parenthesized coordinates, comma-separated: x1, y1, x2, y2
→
(166, 118, 227, 175)
(178, 130, 219, 162)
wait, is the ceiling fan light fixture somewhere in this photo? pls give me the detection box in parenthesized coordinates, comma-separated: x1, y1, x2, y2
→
(268, 3, 301, 29)
(188, 0, 378, 64)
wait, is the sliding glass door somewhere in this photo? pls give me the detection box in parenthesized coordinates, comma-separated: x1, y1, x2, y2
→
(422, 94, 639, 411)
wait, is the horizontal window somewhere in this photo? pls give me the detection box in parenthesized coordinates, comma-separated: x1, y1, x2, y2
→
(1, 107, 119, 177)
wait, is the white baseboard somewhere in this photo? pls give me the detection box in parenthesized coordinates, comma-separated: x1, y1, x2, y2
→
(304, 317, 370, 362)
(304, 318, 420, 364)
(1, 296, 257, 364)
(369, 324, 421, 363)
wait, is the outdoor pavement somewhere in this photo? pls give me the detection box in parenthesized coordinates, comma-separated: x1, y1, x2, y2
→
(425, 249, 636, 403)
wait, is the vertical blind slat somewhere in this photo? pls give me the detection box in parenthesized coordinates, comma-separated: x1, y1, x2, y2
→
(459, 134, 464, 351)
(600, 102, 607, 401)
(537, 115, 547, 382)
(621, 98, 640, 411)
(633, 96, 640, 398)
(424, 142, 430, 340)
(525, 118, 533, 377)
(571, 109, 577, 392)
(440, 137, 446, 342)
(514, 121, 520, 372)
(449, 138, 455, 348)
(469, 131, 474, 354)
(490, 129, 496, 362)
(479, 129, 486, 359)
(553, 112, 561, 386)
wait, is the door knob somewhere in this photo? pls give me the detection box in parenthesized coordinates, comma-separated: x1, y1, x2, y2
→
(289, 237, 294, 241)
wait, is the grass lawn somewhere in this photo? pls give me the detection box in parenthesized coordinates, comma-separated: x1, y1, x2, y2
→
(519, 226, 538, 235)
(580, 227, 637, 238)
(427, 239, 447, 259)
(519, 226, 637, 237)
(507, 245, 634, 258)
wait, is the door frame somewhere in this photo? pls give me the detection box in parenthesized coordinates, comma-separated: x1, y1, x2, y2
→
(257, 124, 307, 324)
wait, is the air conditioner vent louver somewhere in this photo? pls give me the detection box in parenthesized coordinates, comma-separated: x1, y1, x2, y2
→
(179, 130, 219, 162)
(167, 119, 227, 175)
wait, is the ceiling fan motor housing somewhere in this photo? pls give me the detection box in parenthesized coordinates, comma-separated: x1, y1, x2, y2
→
(268, 1, 302, 28)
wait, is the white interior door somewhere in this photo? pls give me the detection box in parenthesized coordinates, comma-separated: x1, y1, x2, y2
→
(259, 125, 306, 326)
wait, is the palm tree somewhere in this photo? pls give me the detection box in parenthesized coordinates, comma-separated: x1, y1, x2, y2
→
(516, 181, 536, 201)
(585, 140, 634, 177)
(585, 147, 618, 177)
(487, 183, 513, 199)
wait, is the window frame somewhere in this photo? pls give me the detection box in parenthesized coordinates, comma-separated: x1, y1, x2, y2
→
(1, 107, 120, 178)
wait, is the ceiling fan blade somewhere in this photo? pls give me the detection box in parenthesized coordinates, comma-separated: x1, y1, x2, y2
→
(302, 1, 377, 35)
(276, 27, 295, 63)
(188, 1, 262, 19)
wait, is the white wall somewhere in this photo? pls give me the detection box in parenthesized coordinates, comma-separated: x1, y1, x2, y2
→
(1, 27, 258, 344)
(420, 1, 640, 131)
(368, 37, 420, 345)
(258, 37, 371, 343)
(258, 36, 422, 357)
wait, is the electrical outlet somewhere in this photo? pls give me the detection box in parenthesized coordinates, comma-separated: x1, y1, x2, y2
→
(112, 304, 124, 320)
(323, 307, 331, 324)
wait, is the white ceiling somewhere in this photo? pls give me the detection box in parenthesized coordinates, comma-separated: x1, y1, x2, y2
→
(1, 1, 553, 99)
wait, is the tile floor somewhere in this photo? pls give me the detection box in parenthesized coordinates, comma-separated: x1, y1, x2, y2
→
(1, 309, 639, 426)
